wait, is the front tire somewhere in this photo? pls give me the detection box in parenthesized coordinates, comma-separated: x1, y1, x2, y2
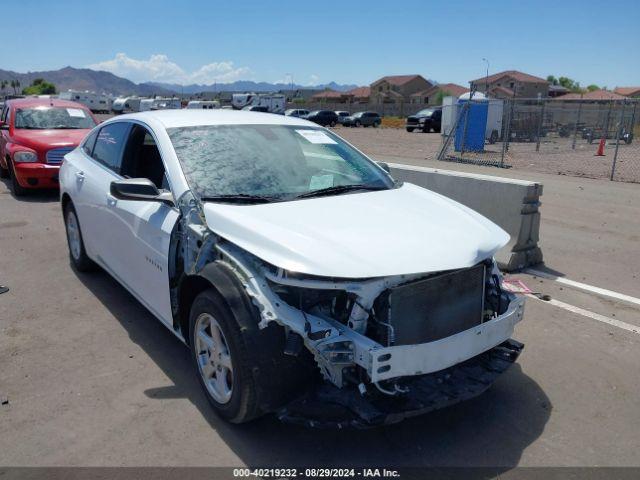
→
(355, 120, 361, 127)
(189, 289, 260, 423)
(406, 127, 414, 132)
(0, 164, 8, 179)
(64, 202, 96, 272)
(8, 159, 27, 196)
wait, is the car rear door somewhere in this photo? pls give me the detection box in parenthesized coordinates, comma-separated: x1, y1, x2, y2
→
(74, 122, 132, 268)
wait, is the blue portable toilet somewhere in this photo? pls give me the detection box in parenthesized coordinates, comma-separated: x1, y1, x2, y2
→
(454, 92, 489, 152)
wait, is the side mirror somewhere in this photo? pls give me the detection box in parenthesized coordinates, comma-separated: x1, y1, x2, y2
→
(110, 178, 173, 206)
(376, 161, 391, 174)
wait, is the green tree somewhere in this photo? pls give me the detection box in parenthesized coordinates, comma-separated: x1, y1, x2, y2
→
(22, 78, 56, 95)
(434, 90, 452, 106)
(0, 80, 8, 93)
(546, 75, 559, 86)
(586, 84, 599, 92)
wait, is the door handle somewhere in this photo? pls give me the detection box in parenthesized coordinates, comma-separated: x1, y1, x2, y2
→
(75, 171, 85, 182)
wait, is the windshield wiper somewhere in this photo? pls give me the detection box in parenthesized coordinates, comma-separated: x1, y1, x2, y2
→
(294, 184, 387, 199)
(200, 193, 278, 204)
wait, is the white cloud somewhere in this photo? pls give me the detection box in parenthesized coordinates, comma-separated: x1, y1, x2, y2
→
(88, 53, 252, 85)
(307, 74, 320, 86)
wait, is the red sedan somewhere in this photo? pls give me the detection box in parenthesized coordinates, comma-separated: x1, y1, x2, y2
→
(0, 98, 98, 195)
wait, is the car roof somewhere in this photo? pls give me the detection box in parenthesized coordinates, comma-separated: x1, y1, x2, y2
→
(6, 98, 90, 109)
(111, 109, 317, 129)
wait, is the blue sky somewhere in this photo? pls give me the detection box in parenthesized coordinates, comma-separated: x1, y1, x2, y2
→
(4, 0, 639, 87)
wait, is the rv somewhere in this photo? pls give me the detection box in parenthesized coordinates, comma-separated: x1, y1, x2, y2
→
(112, 97, 142, 114)
(151, 98, 182, 110)
(231, 93, 286, 114)
(58, 90, 113, 113)
(186, 100, 220, 109)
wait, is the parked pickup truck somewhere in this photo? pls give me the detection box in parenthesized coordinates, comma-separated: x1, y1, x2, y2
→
(406, 107, 442, 133)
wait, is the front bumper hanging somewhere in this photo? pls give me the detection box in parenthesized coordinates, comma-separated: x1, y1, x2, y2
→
(278, 339, 524, 429)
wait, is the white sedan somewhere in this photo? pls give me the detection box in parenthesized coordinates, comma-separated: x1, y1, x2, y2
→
(59, 110, 525, 428)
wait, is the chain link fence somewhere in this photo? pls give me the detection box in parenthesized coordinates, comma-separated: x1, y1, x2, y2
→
(437, 98, 640, 183)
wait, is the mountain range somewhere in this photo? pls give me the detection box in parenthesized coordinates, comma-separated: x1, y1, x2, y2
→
(0, 66, 359, 96)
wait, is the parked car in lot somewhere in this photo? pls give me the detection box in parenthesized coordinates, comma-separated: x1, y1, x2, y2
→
(284, 109, 309, 118)
(304, 110, 339, 127)
(405, 107, 442, 133)
(0, 98, 98, 195)
(342, 111, 381, 127)
(59, 109, 525, 427)
(242, 105, 269, 112)
(335, 111, 350, 124)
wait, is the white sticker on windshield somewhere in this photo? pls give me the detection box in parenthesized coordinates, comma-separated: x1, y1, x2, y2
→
(67, 108, 86, 118)
(296, 129, 337, 144)
(309, 174, 334, 190)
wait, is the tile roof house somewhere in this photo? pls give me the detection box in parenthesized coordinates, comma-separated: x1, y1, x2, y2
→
(469, 70, 549, 98)
(558, 89, 627, 101)
(410, 83, 469, 105)
(370, 75, 433, 104)
(311, 89, 352, 103)
(613, 87, 640, 98)
(345, 86, 370, 103)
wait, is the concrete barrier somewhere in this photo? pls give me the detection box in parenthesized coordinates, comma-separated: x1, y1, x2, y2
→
(388, 163, 543, 271)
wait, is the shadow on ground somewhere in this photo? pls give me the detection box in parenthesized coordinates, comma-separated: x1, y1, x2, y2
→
(74, 267, 551, 469)
(0, 177, 59, 203)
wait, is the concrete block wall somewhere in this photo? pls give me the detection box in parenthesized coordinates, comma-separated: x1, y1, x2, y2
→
(388, 163, 543, 271)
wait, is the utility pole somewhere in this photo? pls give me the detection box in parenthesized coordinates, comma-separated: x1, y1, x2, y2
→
(482, 58, 489, 96)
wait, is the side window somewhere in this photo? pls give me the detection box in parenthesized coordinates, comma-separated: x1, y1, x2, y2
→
(92, 122, 130, 174)
(120, 125, 169, 190)
(82, 130, 98, 155)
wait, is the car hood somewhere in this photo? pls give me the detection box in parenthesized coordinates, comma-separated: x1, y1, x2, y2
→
(202, 183, 509, 278)
(11, 129, 90, 151)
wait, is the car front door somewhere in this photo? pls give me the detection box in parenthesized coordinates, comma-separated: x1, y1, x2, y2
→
(103, 122, 179, 327)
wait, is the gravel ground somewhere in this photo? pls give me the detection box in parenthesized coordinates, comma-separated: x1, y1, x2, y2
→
(334, 126, 640, 183)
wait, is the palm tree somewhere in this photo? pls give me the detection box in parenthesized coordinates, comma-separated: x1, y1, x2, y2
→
(0, 80, 7, 95)
(10, 79, 20, 94)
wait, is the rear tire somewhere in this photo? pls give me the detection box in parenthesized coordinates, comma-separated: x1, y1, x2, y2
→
(0, 162, 8, 179)
(64, 202, 97, 272)
(406, 127, 414, 132)
(355, 120, 361, 127)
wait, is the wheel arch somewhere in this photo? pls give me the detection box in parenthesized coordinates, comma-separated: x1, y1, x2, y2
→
(61, 192, 72, 214)
(178, 261, 308, 413)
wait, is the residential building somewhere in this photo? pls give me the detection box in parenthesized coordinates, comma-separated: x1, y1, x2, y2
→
(311, 90, 349, 103)
(558, 89, 627, 101)
(345, 86, 370, 103)
(548, 85, 570, 98)
(613, 87, 640, 98)
(410, 83, 469, 105)
(469, 70, 549, 98)
(369, 75, 432, 105)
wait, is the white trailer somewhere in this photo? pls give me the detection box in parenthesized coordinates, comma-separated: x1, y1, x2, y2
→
(150, 98, 181, 110)
(231, 93, 285, 114)
(186, 100, 220, 109)
(112, 97, 142, 113)
(58, 90, 113, 113)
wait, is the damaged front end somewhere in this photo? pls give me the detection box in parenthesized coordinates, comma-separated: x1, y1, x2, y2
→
(214, 242, 524, 428)
(170, 192, 525, 428)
